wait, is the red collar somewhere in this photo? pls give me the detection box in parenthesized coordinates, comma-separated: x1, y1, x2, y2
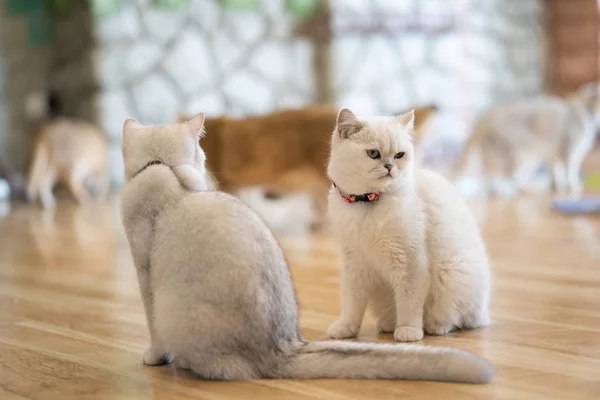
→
(332, 181, 380, 204)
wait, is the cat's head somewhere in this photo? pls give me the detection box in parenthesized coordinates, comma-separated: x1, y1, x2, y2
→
(328, 108, 415, 194)
(121, 113, 206, 182)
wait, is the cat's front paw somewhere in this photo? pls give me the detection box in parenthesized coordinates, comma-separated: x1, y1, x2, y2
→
(327, 319, 360, 339)
(394, 326, 423, 342)
(143, 346, 173, 366)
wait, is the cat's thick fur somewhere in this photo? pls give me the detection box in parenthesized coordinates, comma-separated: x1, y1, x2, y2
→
(453, 81, 600, 196)
(327, 109, 490, 343)
(26, 118, 110, 208)
(120, 114, 493, 383)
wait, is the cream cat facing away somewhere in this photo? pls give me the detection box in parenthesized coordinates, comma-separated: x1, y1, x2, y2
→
(327, 109, 490, 343)
(120, 113, 493, 383)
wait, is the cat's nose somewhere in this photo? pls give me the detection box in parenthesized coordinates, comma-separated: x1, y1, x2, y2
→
(384, 164, 393, 171)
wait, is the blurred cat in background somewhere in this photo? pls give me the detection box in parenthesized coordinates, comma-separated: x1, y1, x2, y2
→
(26, 92, 110, 208)
(454, 81, 600, 197)
(179, 105, 437, 231)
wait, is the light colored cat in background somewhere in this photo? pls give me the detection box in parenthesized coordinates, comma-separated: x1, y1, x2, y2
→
(120, 113, 493, 383)
(327, 109, 490, 343)
(453, 81, 600, 196)
(26, 119, 109, 208)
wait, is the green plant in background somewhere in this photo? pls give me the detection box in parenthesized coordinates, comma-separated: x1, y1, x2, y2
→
(5, 0, 52, 45)
(90, 0, 120, 17)
(153, 0, 189, 9)
(4, 0, 322, 45)
(47, 0, 71, 18)
(27, 7, 53, 45)
(585, 173, 600, 189)
(221, 0, 260, 11)
(287, 0, 320, 19)
(221, 0, 320, 17)
(6, 0, 322, 18)
(5, 0, 43, 15)
(6, 0, 70, 17)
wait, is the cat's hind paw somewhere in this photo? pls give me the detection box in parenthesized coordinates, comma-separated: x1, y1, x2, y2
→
(143, 346, 173, 366)
(394, 326, 423, 342)
(327, 319, 360, 339)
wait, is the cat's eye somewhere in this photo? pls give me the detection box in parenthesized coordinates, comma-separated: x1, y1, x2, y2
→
(394, 152, 405, 159)
(366, 149, 381, 159)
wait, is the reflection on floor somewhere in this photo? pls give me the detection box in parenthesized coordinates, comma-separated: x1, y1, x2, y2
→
(0, 195, 599, 399)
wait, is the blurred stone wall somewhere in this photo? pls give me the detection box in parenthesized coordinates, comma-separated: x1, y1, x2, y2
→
(94, 0, 547, 183)
(0, 1, 96, 177)
(93, 0, 316, 185)
(0, 0, 547, 186)
(334, 0, 546, 114)
(50, 1, 98, 123)
(330, 0, 547, 172)
(0, 4, 51, 172)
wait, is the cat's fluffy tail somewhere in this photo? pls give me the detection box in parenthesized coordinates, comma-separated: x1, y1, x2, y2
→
(273, 340, 493, 384)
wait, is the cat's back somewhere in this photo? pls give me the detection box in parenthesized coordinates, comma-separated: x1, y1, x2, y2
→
(154, 190, 282, 270)
(37, 118, 107, 166)
(415, 169, 485, 253)
(415, 168, 454, 190)
(486, 96, 563, 117)
(45, 118, 106, 146)
(151, 189, 290, 308)
(166, 190, 271, 236)
(481, 96, 566, 132)
(415, 169, 479, 230)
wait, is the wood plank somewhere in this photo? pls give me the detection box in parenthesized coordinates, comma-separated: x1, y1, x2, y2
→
(0, 197, 599, 399)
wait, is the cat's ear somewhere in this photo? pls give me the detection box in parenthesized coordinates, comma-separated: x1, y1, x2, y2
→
(123, 118, 142, 133)
(396, 109, 415, 133)
(185, 113, 206, 139)
(336, 108, 362, 139)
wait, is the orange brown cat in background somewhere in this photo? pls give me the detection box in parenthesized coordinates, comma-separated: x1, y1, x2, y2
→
(26, 119, 110, 209)
(179, 105, 437, 228)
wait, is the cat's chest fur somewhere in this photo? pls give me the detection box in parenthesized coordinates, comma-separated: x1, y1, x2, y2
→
(327, 189, 425, 265)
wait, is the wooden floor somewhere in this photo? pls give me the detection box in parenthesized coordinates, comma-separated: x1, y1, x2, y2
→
(0, 195, 599, 400)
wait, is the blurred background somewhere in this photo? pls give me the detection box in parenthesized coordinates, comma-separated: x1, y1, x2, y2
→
(0, 0, 598, 226)
(2, 4, 600, 398)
